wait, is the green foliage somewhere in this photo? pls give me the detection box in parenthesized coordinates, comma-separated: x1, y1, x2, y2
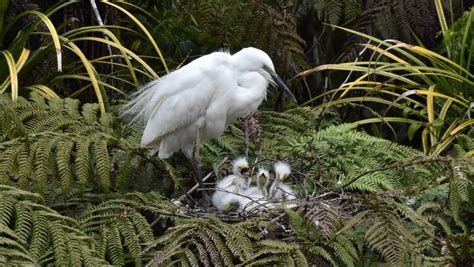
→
(286, 193, 455, 266)
(79, 192, 175, 266)
(0, 1, 166, 111)
(286, 205, 358, 266)
(0, 185, 104, 266)
(201, 106, 336, 164)
(145, 217, 262, 266)
(0, 2, 472, 266)
(435, 213, 474, 265)
(0, 99, 472, 266)
(137, 0, 305, 76)
(440, 5, 473, 71)
(313, 0, 441, 44)
(0, 92, 113, 194)
(306, 22, 474, 156)
(1, 92, 471, 266)
(0, 184, 180, 266)
(285, 123, 443, 192)
(0, 92, 162, 196)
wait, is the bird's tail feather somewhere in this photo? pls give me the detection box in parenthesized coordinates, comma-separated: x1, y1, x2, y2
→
(120, 80, 161, 124)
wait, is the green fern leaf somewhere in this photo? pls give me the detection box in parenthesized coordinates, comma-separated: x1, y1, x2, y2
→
(92, 139, 111, 193)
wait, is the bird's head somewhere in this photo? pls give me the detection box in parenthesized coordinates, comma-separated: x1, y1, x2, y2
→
(233, 47, 297, 102)
(274, 161, 291, 181)
(256, 168, 270, 189)
(232, 157, 250, 177)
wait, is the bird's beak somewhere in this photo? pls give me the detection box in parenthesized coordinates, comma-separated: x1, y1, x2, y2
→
(270, 71, 297, 103)
(240, 167, 250, 177)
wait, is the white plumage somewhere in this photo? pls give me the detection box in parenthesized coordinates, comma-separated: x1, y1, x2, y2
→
(211, 159, 298, 213)
(122, 47, 295, 159)
(269, 161, 291, 197)
(272, 183, 297, 201)
(212, 157, 250, 211)
(269, 161, 297, 208)
(238, 168, 271, 212)
(273, 161, 291, 179)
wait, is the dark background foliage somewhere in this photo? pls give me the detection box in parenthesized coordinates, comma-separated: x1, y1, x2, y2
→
(0, 0, 472, 266)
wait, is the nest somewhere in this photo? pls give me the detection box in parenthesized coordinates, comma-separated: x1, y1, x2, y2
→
(172, 185, 360, 227)
(166, 156, 363, 242)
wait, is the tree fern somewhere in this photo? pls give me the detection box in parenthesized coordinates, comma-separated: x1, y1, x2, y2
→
(0, 93, 166, 197)
(1, 92, 471, 266)
(281, 123, 446, 192)
(0, 185, 104, 266)
(78, 192, 173, 265)
(144, 216, 305, 266)
(448, 161, 471, 221)
(149, 0, 305, 76)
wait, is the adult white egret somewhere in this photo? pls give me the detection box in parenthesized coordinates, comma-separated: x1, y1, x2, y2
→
(212, 157, 250, 211)
(121, 47, 296, 194)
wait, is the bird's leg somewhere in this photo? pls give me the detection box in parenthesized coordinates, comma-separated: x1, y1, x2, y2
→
(192, 130, 209, 202)
(244, 115, 250, 158)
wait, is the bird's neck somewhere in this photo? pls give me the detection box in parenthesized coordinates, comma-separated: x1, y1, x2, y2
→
(227, 71, 267, 120)
(269, 179, 280, 196)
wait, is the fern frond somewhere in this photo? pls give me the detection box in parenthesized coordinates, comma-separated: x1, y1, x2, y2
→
(0, 186, 103, 265)
(57, 140, 74, 193)
(75, 138, 91, 192)
(92, 139, 111, 193)
(0, 93, 163, 197)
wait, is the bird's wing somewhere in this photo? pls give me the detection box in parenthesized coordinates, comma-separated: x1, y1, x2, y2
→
(139, 53, 234, 147)
(278, 183, 296, 197)
(216, 175, 238, 190)
(121, 51, 231, 123)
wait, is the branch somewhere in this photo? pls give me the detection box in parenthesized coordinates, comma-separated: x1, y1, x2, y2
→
(90, 0, 113, 70)
(174, 157, 228, 203)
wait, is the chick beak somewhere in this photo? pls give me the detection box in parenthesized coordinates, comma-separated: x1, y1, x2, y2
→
(240, 167, 250, 177)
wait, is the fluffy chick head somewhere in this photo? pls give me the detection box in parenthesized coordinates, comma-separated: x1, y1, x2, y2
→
(232, 157, 250, 177)
(274, 161, 291, 181)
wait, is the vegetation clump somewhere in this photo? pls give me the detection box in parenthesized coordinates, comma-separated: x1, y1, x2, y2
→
(0, 1, 472, 266)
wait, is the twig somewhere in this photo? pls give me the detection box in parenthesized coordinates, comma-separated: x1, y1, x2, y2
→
(149, 157, 228, 228)
(175, 157, 228, 202)
(244, 116, 250, 158)
(90, 0, 113, 72)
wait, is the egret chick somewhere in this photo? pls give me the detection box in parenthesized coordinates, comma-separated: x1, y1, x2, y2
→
(212, 157, 250, 211)
(231, 157, 251, 189)
(121, 47, 296, 195)
(238, 168, 271, 212)
(269, 161, 293, 200)
(246, 168, 270, 195)
(256, 168, 271, 196)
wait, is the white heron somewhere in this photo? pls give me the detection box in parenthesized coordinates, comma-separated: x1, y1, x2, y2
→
(238, 168, 271, 212)
(121, 47, 296, 193)
(269, 161, 296, 202)
(212, 157, 250, 211)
